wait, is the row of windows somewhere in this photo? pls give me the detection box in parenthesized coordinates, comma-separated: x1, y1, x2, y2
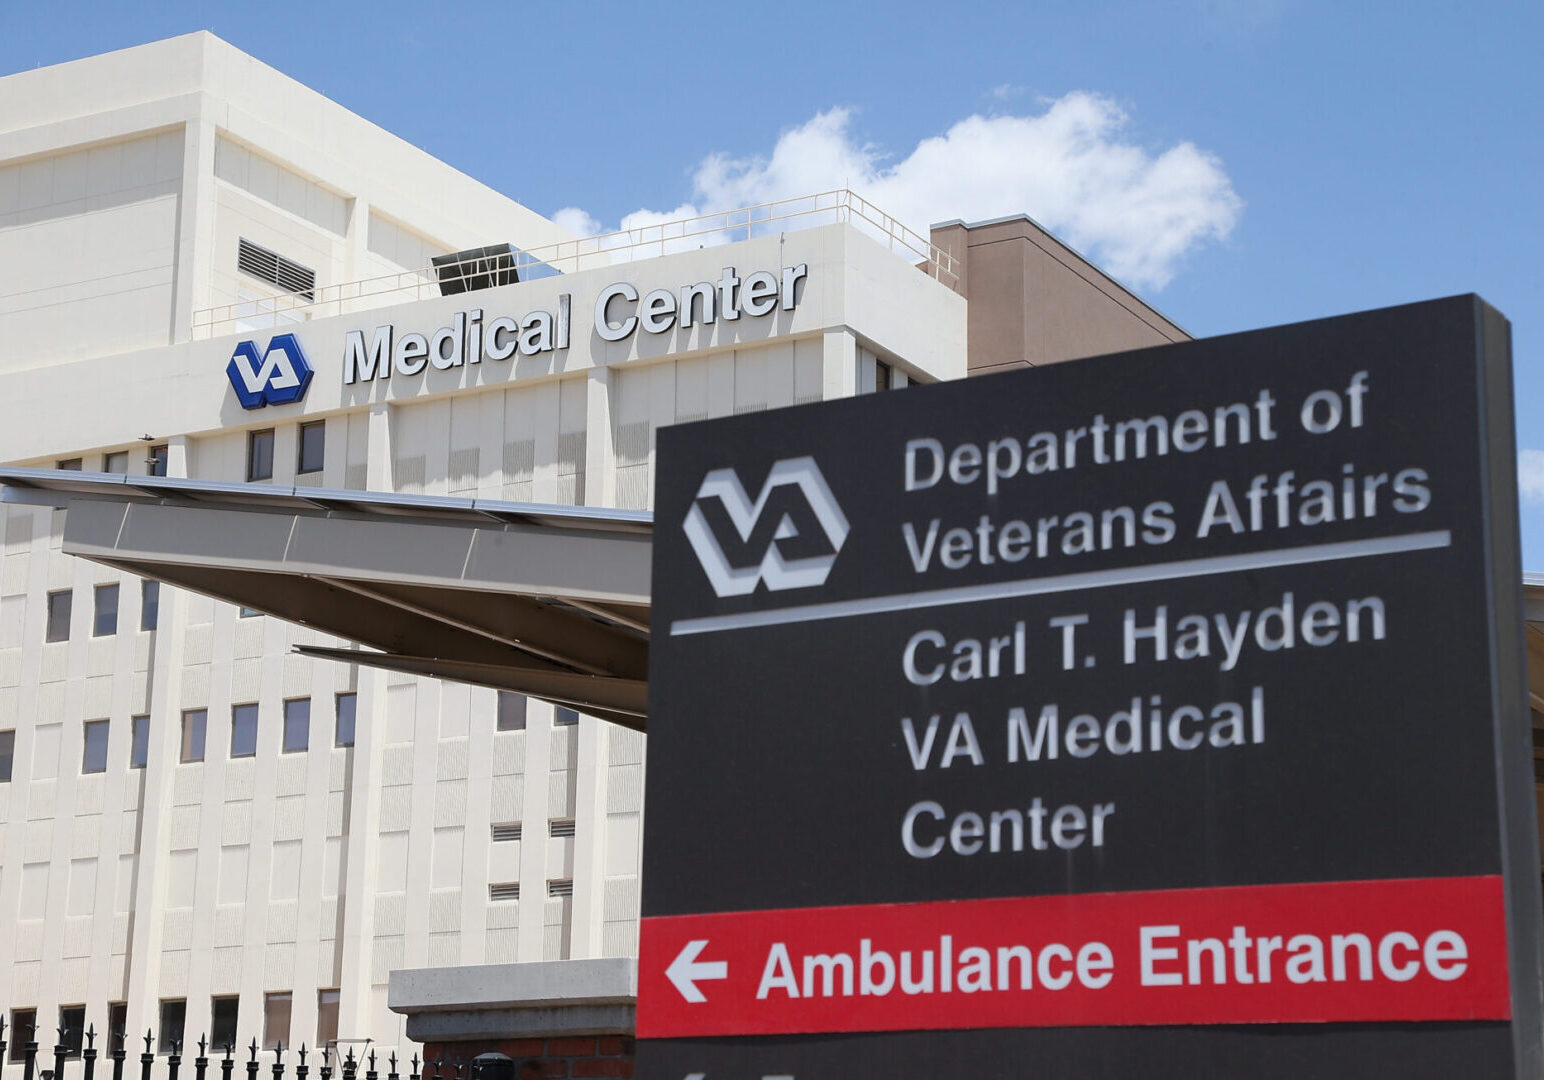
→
(10, 992, 338, 1059)
(0, 693, 571, 781)
(56, 445, 168, 476)
(489, 819, 575, 842)
(496, 692, 577, 731)
(59, 425, 321, 485)
(247, 421, 325, 482)
(0, 696, 357, 781)
(45, 581, 159, 642)
(487, 878, 574, 902)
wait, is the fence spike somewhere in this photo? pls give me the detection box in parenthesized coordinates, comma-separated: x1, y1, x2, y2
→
(250, 1039, 260, 1064)
(273, 1041, 284, 1064)
(88, 1024, 97, 1050)
(298, 1045, 308, 1067)
(224, 1043, 235, 1061)
(367, 1050, 376, 1072)
(145, 1032, 155, 1054)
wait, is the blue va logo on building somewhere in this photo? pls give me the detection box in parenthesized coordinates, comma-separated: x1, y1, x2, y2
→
(227, 333, 314, 410)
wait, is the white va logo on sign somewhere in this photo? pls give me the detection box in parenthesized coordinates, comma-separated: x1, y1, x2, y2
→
(683, 457, 849, 597)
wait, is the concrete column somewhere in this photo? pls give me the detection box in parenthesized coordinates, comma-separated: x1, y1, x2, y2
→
(517, 704, 554, 961)
(583, 368, 615, 508)
(170, 104, 219, 344)
(568, 719, 610, 959)
(366, 402, 395, 493)
(821, 328, 858, 401)
(335, 408, 394, 1039)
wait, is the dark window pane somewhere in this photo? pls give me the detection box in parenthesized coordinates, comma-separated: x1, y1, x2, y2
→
(181, 710, 207, 763)
(103, 452, 128, 474)
(57, 458, 82, 471)
(239, 607, 261, 618)
(108, 1004, 127, 1053)
(554, 706, 579, 727)
(263, 993, 291, 1051)
(61, 1006, 85, 1058)
(130, 716, 149, 769)
(10, 1010, 34, 1060)
(141, 580, 160, 631)
(158, 1000, 185, 1054)
(0, 730, 14, 782)
(297, 421, 326, 474)
(149, 445, 169, 477)
(496, 692, 527, 731)
(248, 430, 275, 482)
(316, 990, 339, 1048)
(335, 693, 356, 748)
(94, 583, 119, 637)
(46, 590, 71, 642)
(283, 699, 310, 753)
(210, 997, 239, 1052)
(875, 359, 892, 391)
(231, 704, 259, 757)
(83, 720, 109, 773)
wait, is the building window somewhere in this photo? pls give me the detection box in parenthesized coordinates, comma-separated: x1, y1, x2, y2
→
(263, 992, 291, 1051)
(82, 720, 110, 774)
(554, 706, 578, 727)
(489, 882, 520, 902)
(108, 1003, 127, 1052)
(875, 359, 892, 391)
(181, 710, 208, 764)
(103, 451, 129, 474)
(491, 822, 521, 842)
(149, 445, 169, 477)
(158, 1000, 185, 1055)
(297, 421, 325, 475)
(548, 879, 574, 898)
(141, 581, 160, 631)
(60, 1005, 85, 1058)
(239, 607, 262, 618)
(335, 693, 356, 748)
(316, 990, 339, 1050)
(248, 429, 275, 482)
(231, 704, 259, 758)
(46, 590, 72, 642)
(283, 699, 310, 753)
(94, 583, 119, 637)
(57, 458, 82, 471)
(0, 730, 14, 783)
(496, 692, 527, 731)
(549, 819, 576, 838)
(130, 715, 149, 769)
(210, 997, 238, 1053)
(9, 1010, 34, 1060)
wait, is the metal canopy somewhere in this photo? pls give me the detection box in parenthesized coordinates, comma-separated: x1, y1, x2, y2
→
(4, 468, 1543, 734)
(0, 468, 653, 731)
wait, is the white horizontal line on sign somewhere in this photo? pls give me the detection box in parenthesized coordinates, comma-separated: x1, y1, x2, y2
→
(668, 530, 1453, 637)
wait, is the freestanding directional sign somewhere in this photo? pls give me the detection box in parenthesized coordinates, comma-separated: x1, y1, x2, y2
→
(638, 296, 1540, 1078)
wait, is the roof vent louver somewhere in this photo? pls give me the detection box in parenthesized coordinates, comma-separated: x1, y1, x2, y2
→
(238, 238, 316, 301)
(489, 882, 520, 902)
(547, 879, 574, 898)
(492, 822, 522, 842)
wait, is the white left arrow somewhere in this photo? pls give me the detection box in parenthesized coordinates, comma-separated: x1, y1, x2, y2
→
(666, 939, 728, 1002)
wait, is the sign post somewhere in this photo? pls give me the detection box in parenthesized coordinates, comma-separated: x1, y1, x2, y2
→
(638, 296, 1539, 1077)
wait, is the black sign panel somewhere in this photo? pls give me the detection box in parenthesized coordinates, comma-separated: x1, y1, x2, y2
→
(638, 296, 1539, 1077)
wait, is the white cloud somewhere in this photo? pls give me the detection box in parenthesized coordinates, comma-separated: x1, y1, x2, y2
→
(1520, 449, 1544, 504)
(555, 93, 1242, 292)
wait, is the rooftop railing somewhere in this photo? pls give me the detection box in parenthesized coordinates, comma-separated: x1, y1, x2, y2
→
(191, 189, 958, 339)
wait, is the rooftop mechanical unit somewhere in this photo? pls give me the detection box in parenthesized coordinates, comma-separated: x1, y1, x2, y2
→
(432, 243, 520, 295)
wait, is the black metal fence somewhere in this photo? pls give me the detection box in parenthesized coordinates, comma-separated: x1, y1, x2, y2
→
(0, 1020, 512, 1080)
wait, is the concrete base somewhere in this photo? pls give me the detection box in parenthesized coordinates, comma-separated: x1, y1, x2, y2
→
(389, 958, 637, 1042)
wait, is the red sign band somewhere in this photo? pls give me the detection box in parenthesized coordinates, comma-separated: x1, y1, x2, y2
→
(637, 876, 1510, 1038)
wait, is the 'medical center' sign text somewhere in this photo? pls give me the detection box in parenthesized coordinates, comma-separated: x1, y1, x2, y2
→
(638, 296, 1539, 1078)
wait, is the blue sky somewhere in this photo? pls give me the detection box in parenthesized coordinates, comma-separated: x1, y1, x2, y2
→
(4, 0, 1542, 567)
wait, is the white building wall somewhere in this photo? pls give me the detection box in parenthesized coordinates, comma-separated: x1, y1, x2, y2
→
(0, 33, 967, 1076)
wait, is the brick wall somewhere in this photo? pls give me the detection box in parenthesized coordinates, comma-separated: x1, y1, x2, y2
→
(418, 1037, 634, 1079)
